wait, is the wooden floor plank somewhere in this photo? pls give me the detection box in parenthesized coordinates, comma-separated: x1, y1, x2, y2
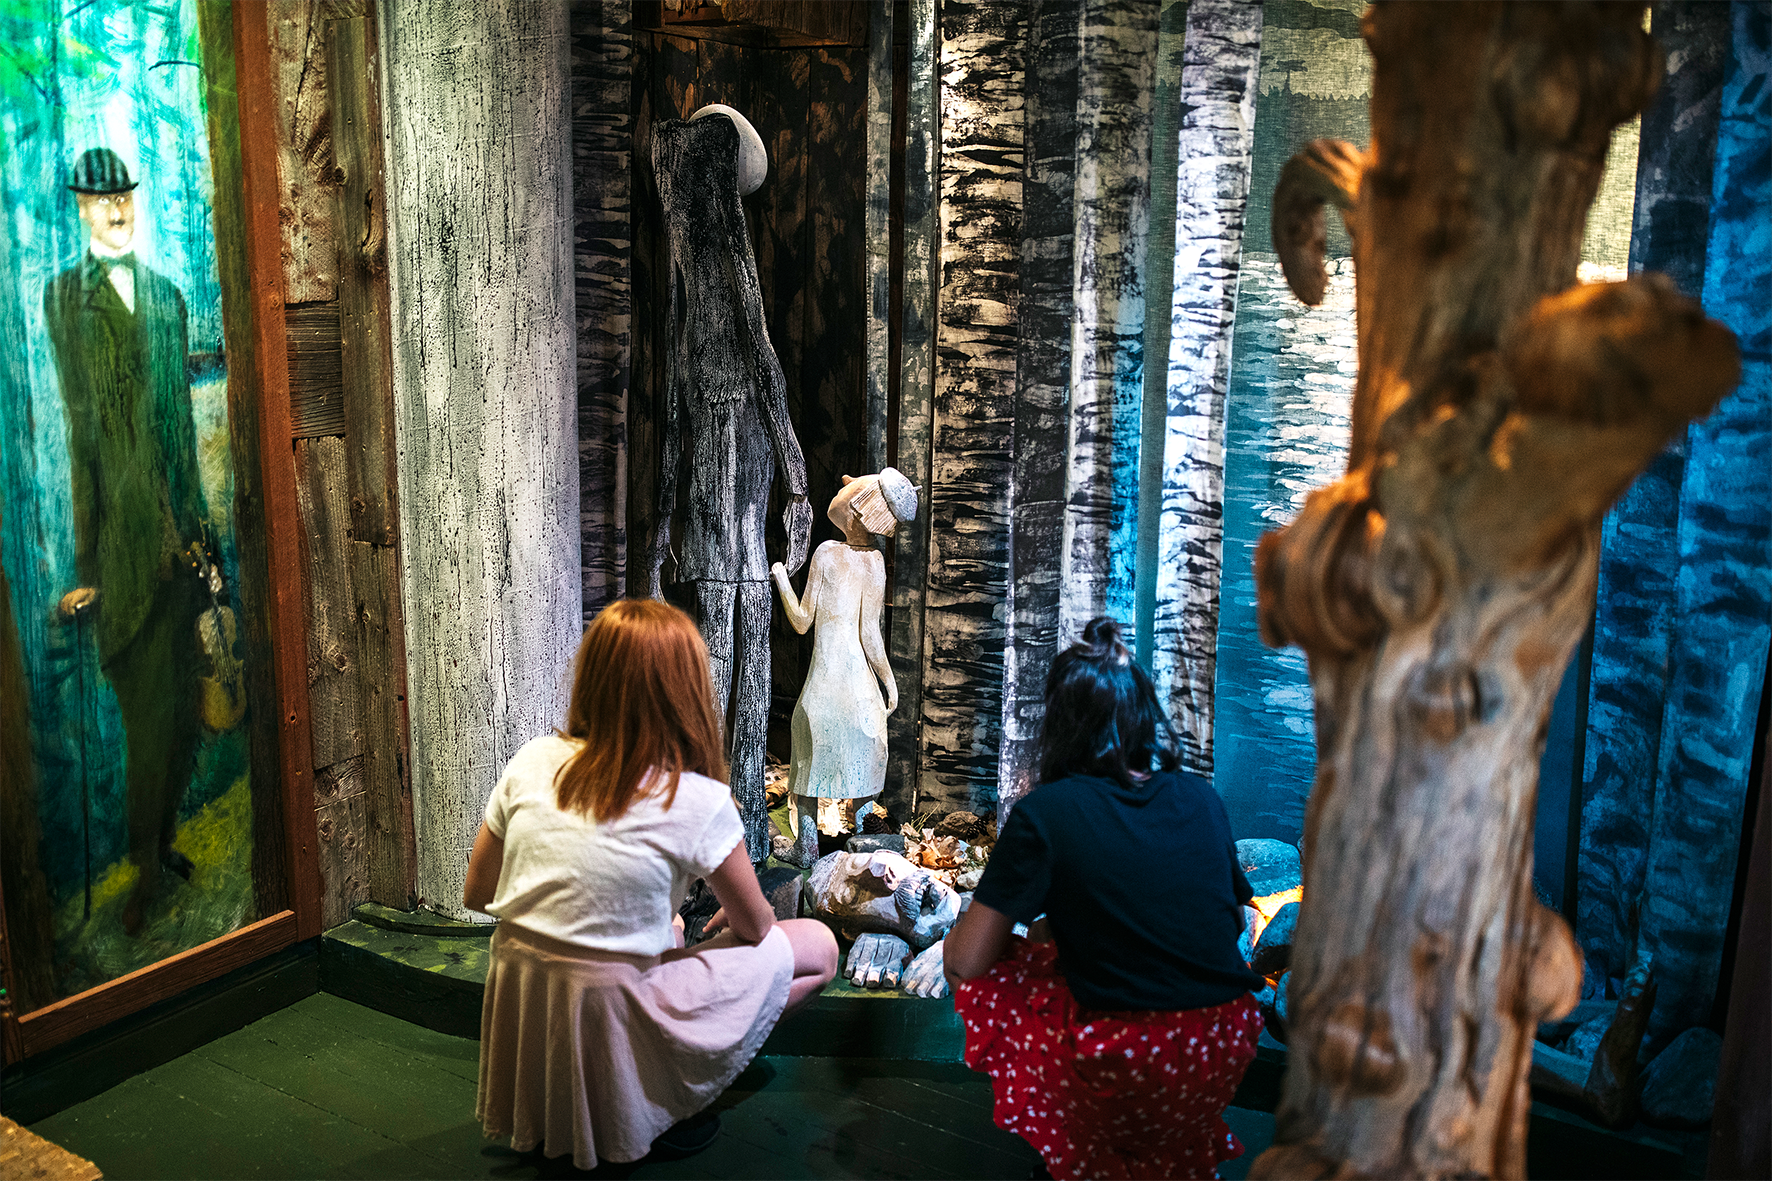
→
(282, 991, 482, 1080)
(193, 1010, 479, 1148)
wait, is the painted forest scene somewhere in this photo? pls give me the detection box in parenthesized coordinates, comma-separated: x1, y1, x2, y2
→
(0, 0, 258, 1013)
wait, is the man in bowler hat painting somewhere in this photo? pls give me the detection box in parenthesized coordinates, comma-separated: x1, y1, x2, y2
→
(45, 147, 210, 935)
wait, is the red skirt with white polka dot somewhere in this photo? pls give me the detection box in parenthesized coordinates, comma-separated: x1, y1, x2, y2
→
(955, 937, 1262, 1180)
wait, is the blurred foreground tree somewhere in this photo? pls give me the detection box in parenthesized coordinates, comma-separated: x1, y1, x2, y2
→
(1248, 4, 1740, 1177)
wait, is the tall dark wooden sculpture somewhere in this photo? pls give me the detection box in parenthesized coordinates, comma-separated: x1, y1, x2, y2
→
(1247, 6, 1740, 1177)
(650, 111, 812, 863)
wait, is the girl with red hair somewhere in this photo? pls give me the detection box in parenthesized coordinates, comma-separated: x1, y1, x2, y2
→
(466, 599, 837, 1170)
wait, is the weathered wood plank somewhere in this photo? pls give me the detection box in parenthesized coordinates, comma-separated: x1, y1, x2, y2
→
(347, 538, 414, 908)
(327, 15, 400, 547)
(205, 0, 302, 926)
(267, 0, 341, 306)
(379, 0, 581, 918)
(803, 44, 869, 505)
(884, 0, 937, 815)
(293, 436, 363, 771)
(715, 0, 869, 46)
(1150, 0, 1263, 775)
(999, 0, 1079, 811)
(1059, 0, 1155, 647)
(286, 302, 346, 438)
(314, 782, 369, 931)
(864, 0, 894, 473)
(572, 0, 634, 616)
(920, 0, 1026, 814)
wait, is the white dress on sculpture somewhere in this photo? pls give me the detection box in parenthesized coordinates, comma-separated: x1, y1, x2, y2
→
(781, 541, 890, 800)
(772, 469, 919, 866)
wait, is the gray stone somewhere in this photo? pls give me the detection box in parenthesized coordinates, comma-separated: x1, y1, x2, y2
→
(1538, 997, 1614, 1045)
(1639, 1026, 1723, 1129)
(934, 811, 990, 842)
(677, 878, 721, 945)
(1561, 1014, 1611, 1063)
(756, 865, 804, 921)
(847, 833, 906, 855)
(1259, 970, 1290, 1044)
(1249, 901, 1299, 975)
(1530, 1041, 1593, 1107)
(1236, 838, 1302, 897)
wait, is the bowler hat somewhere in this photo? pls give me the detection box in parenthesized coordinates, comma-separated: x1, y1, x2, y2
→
(68, 147, 138, 194)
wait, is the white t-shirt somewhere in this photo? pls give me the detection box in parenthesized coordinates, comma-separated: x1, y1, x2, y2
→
(482, 734, 745, 955)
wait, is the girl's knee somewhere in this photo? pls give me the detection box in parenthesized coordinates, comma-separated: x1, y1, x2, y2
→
(783, 918, 838, 981)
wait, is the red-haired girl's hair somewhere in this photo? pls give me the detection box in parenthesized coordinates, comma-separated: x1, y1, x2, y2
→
(554, 599, 727, 821)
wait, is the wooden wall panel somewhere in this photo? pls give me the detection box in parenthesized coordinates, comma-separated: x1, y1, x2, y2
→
(573, 0, 635, 617)
(267, 3, 414, 927)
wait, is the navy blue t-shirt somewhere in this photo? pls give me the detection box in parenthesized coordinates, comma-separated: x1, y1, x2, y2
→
(973, 770, 1265, 1012)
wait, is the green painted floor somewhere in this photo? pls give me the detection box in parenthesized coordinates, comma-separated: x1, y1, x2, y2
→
(26, 991, 1278, 1180)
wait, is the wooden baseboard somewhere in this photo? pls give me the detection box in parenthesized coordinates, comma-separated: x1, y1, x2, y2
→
(16, 911, 298, 1060)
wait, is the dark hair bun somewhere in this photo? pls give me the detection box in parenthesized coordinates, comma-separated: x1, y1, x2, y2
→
(1081, 616, 1127, 658)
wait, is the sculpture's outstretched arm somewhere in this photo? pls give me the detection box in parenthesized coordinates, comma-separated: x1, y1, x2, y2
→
(772, 552, 818, 635)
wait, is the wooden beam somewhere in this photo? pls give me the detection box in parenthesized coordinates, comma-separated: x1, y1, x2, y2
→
(232, 0, 324, 941)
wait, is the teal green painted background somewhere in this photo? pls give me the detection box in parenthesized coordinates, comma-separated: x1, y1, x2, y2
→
(0, 0, 255, 1005)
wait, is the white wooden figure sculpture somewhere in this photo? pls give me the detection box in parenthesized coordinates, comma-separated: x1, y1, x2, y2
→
(771, 468, 919, 867)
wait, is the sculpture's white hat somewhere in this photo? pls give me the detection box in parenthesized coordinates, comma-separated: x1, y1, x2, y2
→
(690, 104, 768, 195)
(877, 467, 919, 524)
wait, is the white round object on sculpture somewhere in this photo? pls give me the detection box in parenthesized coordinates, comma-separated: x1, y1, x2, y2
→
(690, 103, 768, 195)
(877, 467, 919, 524)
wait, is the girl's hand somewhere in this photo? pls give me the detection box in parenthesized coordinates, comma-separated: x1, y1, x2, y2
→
(702, 907, 730, 937)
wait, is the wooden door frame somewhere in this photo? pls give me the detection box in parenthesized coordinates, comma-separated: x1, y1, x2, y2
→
(0, 2, 319, 1065)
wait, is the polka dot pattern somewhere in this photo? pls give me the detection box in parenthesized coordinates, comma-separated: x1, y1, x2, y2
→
(955, 939, 1262, 1180)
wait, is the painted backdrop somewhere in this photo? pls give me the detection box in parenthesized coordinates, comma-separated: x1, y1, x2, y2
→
(0, 0, 258, 1011)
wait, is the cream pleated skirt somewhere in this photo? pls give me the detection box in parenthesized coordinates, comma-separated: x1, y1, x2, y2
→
(476, 921, 794, 1169)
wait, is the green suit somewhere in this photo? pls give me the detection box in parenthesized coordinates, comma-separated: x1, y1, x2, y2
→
(45, 253, 207, 891)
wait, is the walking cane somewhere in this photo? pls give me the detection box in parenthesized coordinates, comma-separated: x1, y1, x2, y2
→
(74, 600, 91, 921)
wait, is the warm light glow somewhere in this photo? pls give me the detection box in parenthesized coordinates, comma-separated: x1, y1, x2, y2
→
(1247, 887, 1303, 948)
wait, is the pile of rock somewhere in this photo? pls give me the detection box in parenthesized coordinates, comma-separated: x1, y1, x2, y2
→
(1234, 839, 1305, 1043)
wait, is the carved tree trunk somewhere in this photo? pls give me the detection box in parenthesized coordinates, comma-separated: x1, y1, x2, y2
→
(1248, 7, 1740, 1178)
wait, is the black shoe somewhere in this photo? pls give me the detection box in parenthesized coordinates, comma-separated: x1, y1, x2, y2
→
(650, 1109, 720, 1160)
(163, 849, 195, 881)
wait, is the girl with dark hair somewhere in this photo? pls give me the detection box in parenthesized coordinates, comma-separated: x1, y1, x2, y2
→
(464, 599, 838, 1171)
(943, 617, 1266, 1180)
